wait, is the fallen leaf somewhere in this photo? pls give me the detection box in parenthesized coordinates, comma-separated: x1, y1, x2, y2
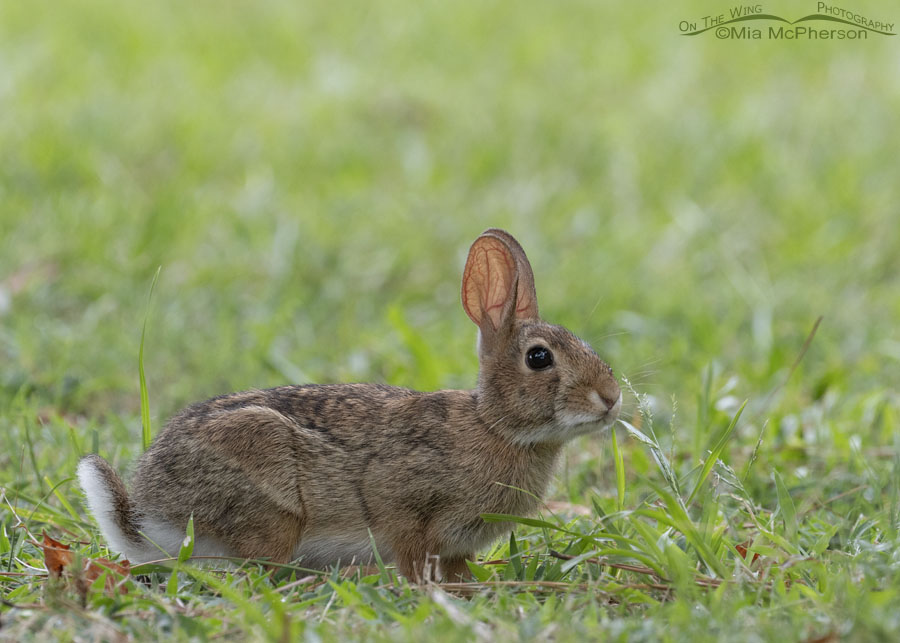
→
(41, 532, 130, 595)
(85, 558, 131, 594)
(735, 540, 761, 564)
(41, 532, 74, 577)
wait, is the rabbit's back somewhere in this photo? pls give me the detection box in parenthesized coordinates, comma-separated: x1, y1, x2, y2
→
(131, 384, 425, 523)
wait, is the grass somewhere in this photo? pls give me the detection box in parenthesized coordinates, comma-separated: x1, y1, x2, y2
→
(2, 0, 899, 640)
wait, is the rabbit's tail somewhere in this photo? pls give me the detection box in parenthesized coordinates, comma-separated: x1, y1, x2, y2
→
(77, 454, 152, 562)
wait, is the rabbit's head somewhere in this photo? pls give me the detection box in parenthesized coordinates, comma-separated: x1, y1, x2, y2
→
(462, 229, 621, 446)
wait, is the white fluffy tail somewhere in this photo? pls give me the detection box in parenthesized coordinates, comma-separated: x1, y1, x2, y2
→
(77, 455, 233, 564)
(77, 455, 155, 563)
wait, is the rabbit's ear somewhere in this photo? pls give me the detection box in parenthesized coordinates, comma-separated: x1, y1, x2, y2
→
(461, 229, 539, 334)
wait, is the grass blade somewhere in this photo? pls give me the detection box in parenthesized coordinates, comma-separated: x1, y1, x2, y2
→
(687, 399, 747, 506)
(618, 419, 683, 502)
(367, 528, 391, 583)
(178, 514, 195, 563)
(183, 567, 280, 638)
(44, 475, 80, 521)
(611, 425, 626, 511)
(139, 266, 161, 451)
(773, 470, 798, 543)
(508, 531, 522, 578)
(480, 513, 570, 531)
(695, 364, 713, 457)
(167, 514, 195, 596)
(23, 418, 44, 494)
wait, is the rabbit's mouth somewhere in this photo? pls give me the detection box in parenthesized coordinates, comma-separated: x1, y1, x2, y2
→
(511, 394, 622, 446)
(557, 410, 619, 437)
(558, 391, 622, 432)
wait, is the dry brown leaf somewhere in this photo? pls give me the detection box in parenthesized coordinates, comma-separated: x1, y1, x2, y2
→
(735, 540, 761, 565)
(41, 532, 74, 577)
(40, 532, 130, 595)
(85, 558, 131, 594)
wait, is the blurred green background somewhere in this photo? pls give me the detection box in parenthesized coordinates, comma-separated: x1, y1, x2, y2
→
(2, 1, 900, 638)
(1, 0, 897, 460)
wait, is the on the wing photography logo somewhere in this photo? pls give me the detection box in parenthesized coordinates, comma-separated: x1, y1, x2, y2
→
(679, 3, 895, 39)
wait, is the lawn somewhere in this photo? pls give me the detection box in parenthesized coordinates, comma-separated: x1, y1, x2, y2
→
(1, 0, 899, 640)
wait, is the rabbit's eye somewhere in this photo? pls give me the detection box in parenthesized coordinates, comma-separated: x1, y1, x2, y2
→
(526, 346, 554, 370)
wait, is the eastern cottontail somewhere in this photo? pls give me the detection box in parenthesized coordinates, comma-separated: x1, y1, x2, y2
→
(78, 229, 621, 581)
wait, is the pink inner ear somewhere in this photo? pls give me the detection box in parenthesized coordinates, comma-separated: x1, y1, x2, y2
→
(515, 279, 535, 318)
(462, 237, 517, 330)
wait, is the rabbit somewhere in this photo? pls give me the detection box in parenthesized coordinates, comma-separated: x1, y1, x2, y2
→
(77, 228, 622, 582)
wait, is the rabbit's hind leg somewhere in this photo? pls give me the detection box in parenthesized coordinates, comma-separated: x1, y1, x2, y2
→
(438, 553, 473, 582)
(215, 499, 305, 566)
(199, 406, 311, 564)
(391, 533, 443, 583)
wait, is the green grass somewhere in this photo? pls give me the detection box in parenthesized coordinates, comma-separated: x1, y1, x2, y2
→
(2, 0, 899, 640)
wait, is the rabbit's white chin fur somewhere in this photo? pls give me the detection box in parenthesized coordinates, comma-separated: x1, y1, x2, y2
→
(510, 417, 614, 446)
(511, 393, 623, 446)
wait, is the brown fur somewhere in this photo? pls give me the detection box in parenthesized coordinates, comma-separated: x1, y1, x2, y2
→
(78, 229, 621, 581)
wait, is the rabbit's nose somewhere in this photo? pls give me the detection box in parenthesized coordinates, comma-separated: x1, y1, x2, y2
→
(589, 390, 622, 417)
(607, 392, 623, 419)
(589, 390, 610, 411)
(601, 392, 620, 409)
(598, 379, 621, 411)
